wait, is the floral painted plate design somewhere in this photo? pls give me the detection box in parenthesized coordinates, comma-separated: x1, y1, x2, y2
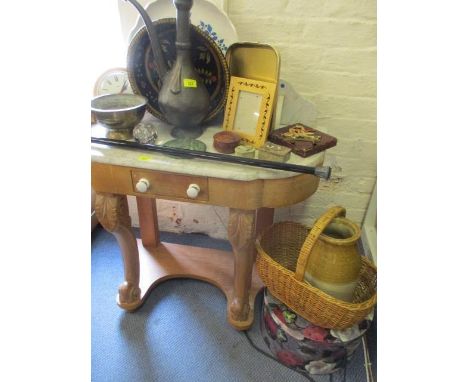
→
(260, 288, 374, 376)
(127, 18, 229, 123)
(127, 0, 238, 54)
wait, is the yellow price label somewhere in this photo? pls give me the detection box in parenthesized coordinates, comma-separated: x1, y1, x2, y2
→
(183, 78, 197, 88)
(138, 155, 152, 161)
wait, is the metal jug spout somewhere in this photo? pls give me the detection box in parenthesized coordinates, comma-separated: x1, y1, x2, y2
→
(124, 0, 168, 78)
(124, 0, 210, 138)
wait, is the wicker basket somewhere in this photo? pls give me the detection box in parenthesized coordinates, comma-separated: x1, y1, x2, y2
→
(255, 206, 377, 329)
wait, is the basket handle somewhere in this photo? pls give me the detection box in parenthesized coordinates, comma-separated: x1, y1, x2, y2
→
(294, 206, 347, 281)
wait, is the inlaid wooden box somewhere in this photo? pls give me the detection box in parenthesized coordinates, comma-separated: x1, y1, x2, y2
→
(269, 123, 337, 158)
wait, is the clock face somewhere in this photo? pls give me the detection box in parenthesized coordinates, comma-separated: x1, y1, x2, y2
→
(94, 68, 133, 96)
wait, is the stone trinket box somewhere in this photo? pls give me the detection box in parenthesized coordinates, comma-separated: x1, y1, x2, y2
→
(234, 145, 256, 158)
(258, 142, 291, 162)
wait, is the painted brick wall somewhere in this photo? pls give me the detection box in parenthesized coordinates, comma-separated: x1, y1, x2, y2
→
(227, 0, 377, 226)
(125, 0, 376, 236)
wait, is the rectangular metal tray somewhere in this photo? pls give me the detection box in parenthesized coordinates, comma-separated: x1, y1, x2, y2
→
(226, 42, 280, 84)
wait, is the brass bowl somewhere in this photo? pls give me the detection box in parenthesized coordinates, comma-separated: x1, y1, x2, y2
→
(91, 94, 148, 130)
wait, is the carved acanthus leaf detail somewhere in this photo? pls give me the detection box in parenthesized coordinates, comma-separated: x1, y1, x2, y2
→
(95, 193, 131, 232)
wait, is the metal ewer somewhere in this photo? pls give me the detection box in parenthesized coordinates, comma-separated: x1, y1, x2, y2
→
(125, 0, 210, 138)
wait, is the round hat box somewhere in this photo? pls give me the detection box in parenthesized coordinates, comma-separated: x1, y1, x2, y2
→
(260, 288, 374, 375)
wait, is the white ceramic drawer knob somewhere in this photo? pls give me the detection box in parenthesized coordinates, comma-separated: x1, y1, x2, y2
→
(136, 178, 150, 193)
(186, 184, 201, 199)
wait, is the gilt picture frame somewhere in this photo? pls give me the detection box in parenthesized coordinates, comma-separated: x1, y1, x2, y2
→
(222, 76, 277, 148)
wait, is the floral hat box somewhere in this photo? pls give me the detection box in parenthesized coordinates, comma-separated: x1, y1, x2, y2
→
(260, 288, 374, 376)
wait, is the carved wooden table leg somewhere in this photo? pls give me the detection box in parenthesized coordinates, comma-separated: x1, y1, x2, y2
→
(136, 196, 160, 248)
(95, 192, 141, 310)
(227, 208, 257, 329)
(255, 207, 274, 237)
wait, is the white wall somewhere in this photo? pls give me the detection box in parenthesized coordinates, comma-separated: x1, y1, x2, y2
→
(118, 0, 376, 238)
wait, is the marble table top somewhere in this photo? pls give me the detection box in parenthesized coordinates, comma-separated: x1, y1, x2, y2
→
(91, 114, 326, 181)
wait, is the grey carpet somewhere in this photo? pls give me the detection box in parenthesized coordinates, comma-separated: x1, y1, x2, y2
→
(92, 225, 376, 382)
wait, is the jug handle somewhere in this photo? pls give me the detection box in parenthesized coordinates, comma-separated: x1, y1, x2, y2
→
(125, 0, 168, 78)
(294, 206, 346, 281)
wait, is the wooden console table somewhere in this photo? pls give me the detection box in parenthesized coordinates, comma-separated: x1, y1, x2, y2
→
(92, 116, 324, 330)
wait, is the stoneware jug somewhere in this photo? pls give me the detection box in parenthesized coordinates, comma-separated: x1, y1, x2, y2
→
(303, 206, 362, 302)
(125, 0, 210, 138)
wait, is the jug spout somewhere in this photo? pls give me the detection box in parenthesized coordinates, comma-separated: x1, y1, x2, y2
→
(124, 0, 210, 138)
(124, 0, 168, 78)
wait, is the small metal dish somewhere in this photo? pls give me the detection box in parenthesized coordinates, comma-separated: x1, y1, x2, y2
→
(91, 94, 148, 130)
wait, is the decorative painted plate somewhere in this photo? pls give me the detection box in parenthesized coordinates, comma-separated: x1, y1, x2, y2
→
(127, 0, 238, 54)
(127, 18, 229, 123)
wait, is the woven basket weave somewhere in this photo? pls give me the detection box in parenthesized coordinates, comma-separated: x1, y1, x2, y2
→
(255, 206, 377, 329)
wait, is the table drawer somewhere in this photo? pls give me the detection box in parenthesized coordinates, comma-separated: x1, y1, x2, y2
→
(130, 170, 209, 201)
